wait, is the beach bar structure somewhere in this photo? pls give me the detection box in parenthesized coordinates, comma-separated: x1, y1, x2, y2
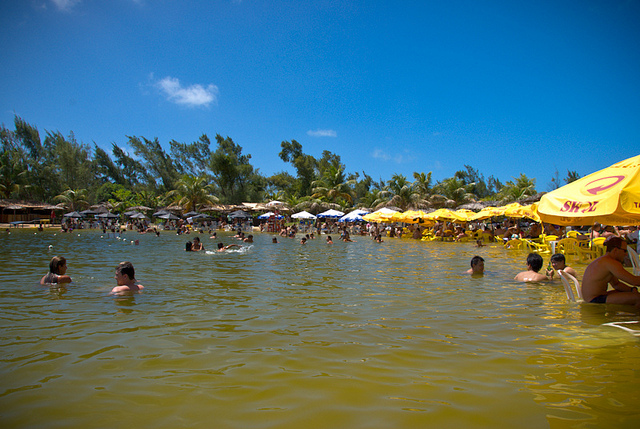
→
(0, 200, 63, 225)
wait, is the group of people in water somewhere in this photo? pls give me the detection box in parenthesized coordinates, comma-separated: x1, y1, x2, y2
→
(38, 224, 640, 308)
(40, 257, 142, 295)
(492, 235, 640, 307)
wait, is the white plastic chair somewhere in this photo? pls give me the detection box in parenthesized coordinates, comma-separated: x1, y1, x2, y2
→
(558, 269, 583, 302)
(602, 321, 640, 336)
(628, 247, 640, 276)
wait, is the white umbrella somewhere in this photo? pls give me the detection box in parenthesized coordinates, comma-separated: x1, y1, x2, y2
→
(316, 209, 345, 218)
(291, 211, 317, 219)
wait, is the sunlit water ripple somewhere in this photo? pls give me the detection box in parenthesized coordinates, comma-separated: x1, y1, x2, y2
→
(1, 228, 639, 428)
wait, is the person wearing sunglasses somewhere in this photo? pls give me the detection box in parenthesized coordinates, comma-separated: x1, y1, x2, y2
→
(582, 236, 640, 306)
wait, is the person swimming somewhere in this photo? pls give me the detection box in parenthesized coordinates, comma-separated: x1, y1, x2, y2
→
(40, 256, 72, 285)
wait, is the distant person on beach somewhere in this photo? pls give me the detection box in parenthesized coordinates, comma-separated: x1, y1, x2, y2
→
(475, 240, 485, 247)
(326, 236, 333, 244)
(466, 256, 485, 275)
(375, 234, 383, 243)
(111, 261, 144, 295)
(300, 237, 307, 244)
(581, 237, 640, 306)
(272, 237, 278, 243)
(185, 241, 193, 251)
(191, 237, 204, 251)
(243, 234, 253, 243)
(40, 256, 72, 285)
(514, 253, 549, 282)
(546, 253, 577, 279)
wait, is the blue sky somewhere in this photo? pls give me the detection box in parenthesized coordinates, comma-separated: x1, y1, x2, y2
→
(1, 0, 639, 192)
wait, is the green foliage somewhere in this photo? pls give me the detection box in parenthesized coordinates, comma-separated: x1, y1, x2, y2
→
(1, 115, 554, 213)
(279, 140, 317, 197)
(209, 135, 259, 204)
(497, 174, 537, 203)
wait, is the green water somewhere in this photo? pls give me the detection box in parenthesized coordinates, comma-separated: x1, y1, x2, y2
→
(1, 228, 639, 428)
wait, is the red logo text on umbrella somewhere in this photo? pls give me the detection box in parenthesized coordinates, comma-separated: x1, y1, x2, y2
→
(582, 175, 625, 196)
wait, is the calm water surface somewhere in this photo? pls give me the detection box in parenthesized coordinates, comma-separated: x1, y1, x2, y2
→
(1, 228, 639, 428)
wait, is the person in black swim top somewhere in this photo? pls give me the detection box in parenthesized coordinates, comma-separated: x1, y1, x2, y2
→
(581, 237, 640, 307)
(40, 256, 72, 285)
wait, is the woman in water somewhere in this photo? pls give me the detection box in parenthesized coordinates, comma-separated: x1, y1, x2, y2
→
(40, 256, 72, 285)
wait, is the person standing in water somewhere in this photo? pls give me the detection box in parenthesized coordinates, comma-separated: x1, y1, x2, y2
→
(40, 256, 72, 285)
(111, 261, 144, 295)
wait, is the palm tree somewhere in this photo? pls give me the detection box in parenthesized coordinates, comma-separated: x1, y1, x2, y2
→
(166, 175, 219, 212)
(431, 178, 477, 208)
(382, 174, 421, 211)
(497, 174, 536, 203)
(311, 166, 355, 205)
(54, 188, 89, 211)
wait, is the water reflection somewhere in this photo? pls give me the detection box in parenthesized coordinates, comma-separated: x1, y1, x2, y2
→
(0, 229, 639, 428)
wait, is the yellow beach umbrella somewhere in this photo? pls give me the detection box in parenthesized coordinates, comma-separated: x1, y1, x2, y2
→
(427, 208, 467, 223)
(537, 154, 640, 226)
(503, 202, 541, 223)
(469, 206, 500, 221)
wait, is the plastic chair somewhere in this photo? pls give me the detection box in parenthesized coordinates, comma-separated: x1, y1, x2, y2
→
(504, 238, 523, 250)
(558, 269, 583, 302)
(628, 247, 640, 276)
(602, 321, 640, 336)
(523, 239, 550, 253)
(556, 238, 580, 260)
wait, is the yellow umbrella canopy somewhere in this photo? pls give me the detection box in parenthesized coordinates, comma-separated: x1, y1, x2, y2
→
(537, 154, 640, 226)
(503, 202, 541, 223)
(469, 206, 501, 221)
(426, 208, 468, 223)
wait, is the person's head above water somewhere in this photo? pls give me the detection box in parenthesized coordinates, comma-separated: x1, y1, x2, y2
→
(469, 255, 485, 274)
(49, 256, 67, 274)
(526, 253, 543, 272)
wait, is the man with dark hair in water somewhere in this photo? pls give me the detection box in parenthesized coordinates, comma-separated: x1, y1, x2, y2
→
(514, 253, 549, 282)
(582, 236, 640, 306)
(111, 261, 144, 295)
(466, 256, 485, 275)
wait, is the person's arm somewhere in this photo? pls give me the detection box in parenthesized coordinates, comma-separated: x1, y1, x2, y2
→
(57, 275, 72, 284)
(608, 260, 640, 289)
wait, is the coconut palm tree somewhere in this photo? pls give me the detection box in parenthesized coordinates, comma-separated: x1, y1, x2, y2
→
(166, 175, 219, 212)
(54, 188, 89, 211)
(311, 166, 355, 205)
(431, 177, 477, 208)
(381, 174, 421, 211)
(497, 174, 536, 203)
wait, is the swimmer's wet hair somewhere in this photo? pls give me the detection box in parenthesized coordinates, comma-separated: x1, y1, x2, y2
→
(116, 261, 135, 279)
(526, 253, 543, 272)
(49, 256, 66, 274)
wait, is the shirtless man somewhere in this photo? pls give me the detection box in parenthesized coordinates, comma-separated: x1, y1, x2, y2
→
(466, 256, 485, 275)
(514, 253, 549, 282)
(581, 237, 640, 306)
(111, 261, 144, 295)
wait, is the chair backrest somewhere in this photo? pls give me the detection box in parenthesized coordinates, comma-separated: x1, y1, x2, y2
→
(558, 270, 583, 302)
(628, 247, 640, 276)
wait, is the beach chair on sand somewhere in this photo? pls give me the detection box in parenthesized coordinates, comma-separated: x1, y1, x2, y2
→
(558, 270, 583, 302)
(628, 248, 640, 276)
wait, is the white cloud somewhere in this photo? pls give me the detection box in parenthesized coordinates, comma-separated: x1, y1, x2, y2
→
(372, 148, 416, 164)
(51, 0, 82, 11)
(307, 129, 337, 138)
(372, 149, 391, 161)
(155, 76, 219, 108)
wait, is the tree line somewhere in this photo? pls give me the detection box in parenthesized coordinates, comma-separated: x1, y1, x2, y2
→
(0, 116, 579, 213)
